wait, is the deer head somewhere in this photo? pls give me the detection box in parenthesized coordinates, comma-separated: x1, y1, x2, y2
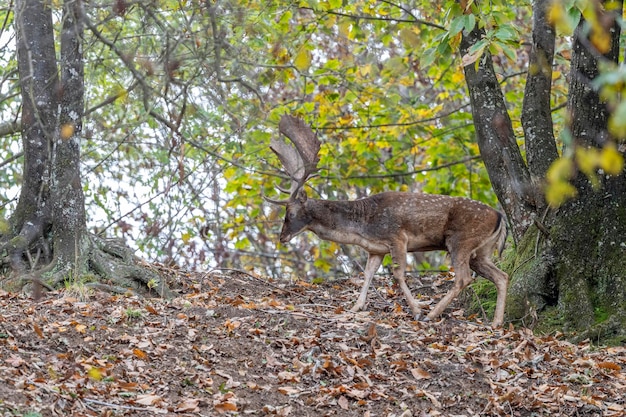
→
(266, 115, 321, 242)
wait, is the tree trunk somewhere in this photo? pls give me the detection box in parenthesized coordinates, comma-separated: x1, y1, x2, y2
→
(10, 0, 57, 271)
(1, 0, 173, 298)
(511, 2, 626, 342)
(460, 26, 538, 242)
(547, 0, 626, 339)
(521, 0, 559, 183)
(52, 0, 87, 273)
(462, 1, 626, 342)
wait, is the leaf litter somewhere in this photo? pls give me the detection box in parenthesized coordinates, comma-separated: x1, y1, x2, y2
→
(0, 269, 624, 416)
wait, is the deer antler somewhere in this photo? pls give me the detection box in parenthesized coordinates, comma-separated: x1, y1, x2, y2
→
(268, 115, 321, 201)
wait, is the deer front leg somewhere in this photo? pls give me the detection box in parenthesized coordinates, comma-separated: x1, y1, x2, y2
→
(351, 253, 383, 312)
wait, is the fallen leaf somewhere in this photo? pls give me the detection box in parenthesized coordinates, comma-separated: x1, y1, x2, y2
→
(135, 394, 162, 405)
(214, 402, 238, 413)
(33, 323, 44, 338)
(597, 362, 621, 371)
(133, 348, 148, 360)
(338, 395, 349, 410)
(176, 398, 199, 412)
(411, 367, 432, 380)
(6, 355, 26, 367)
(278, 386, 301, 395)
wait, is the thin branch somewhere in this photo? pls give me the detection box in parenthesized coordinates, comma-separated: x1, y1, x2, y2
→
(0, 150, 23, 170)
(0, 120, 20, 137)
(85, 80, 140, 116)
(300, 5, 446, 31)
(343, 155, 481, 180)
(207, 5, 264, 105)
(314, 103, 471, 131)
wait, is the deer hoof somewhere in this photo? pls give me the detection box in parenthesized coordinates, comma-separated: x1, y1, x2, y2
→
(413, 311, 427, 322)
(350, 304, 363, 313)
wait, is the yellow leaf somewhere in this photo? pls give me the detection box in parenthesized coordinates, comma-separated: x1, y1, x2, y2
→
(359, 64, 372, 77)
(548, 1, 574, 34)
(545, 180, 577, 207)
(181, 232, 191, 244)
(575, 146, 600, 177)
(88, 367, 103, 381)
(61, 124, 75, 140)
(591, 29, 611, 54)
(451, 71, 465, 84)
(293, 48, 311, 72)
(546, 157, 574, 182)
(599, 143, 624, 175)
(399, 27, 420, 47)
(338, 21, 352, 38)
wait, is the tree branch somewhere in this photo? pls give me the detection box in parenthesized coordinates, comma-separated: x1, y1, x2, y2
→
(344, 155, 480, 180)
(521, 0, 558, 184)
(300, 5, 446, 31)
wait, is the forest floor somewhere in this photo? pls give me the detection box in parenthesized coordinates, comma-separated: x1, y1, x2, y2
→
(0, 268, 624, 417)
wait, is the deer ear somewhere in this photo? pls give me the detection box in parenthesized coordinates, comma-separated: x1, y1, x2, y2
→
(295, 188, 308, 203)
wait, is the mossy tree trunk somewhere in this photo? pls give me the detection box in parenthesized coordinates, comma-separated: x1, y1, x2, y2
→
(461, 0, 626, 342)
(0, 0, 173, 298)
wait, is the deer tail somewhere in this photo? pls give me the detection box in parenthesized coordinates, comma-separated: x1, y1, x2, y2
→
(495, 212, 507, 257)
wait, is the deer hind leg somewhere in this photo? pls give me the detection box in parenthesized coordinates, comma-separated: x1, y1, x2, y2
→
(470, 255, 509, 327)
(426, 252, 473, 322)
(351, 253, 383, 312)
(390, 242, 422, 316)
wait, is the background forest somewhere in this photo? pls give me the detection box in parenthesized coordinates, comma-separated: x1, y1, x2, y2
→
(1, 0, 625, 341)
(0, 0, 515, 275)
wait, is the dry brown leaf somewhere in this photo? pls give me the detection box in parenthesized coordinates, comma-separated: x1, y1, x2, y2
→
(410, 367, 432, 380)
(135, 394, 162, 405)
(338, 395, 349, 410)
(277, 386, 301, 395)
(214, 402, 238, 413)
(175, 398, 199, 412)
(133, 348, 148, 360)
(33, 323, 44, 339)
(145, 305, 159, 315)
(597, 361, 621, 371)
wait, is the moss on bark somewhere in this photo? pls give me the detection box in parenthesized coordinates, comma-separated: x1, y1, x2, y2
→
(506, 189, 626, 344)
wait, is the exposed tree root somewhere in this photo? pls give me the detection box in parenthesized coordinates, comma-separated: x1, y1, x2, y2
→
(0, 232, 175, 299)
(570, 314, 626, 345)
(88, 234, 175, 298)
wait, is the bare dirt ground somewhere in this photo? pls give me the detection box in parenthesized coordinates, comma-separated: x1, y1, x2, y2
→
(0, 269, 624, 416)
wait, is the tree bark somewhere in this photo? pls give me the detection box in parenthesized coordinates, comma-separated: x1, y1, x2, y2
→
(2, 0, 173, 299)
(521, 0, 559, 184)
(52, 0, 87, 272)
(460, 26, 538, 242)
(10, 0, 57, 270)
(505, 0, 626, 342)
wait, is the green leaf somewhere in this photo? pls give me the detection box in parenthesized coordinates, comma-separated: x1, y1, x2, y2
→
(449, 15, 466, 37)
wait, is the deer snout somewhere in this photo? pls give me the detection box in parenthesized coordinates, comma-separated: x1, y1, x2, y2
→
(279, 232, 292, 244)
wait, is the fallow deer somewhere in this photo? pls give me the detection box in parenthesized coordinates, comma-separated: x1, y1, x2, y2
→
(266, 115, 509, 327)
